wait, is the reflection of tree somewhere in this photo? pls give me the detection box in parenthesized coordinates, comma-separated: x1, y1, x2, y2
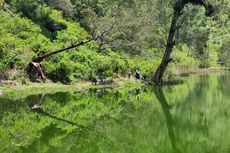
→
(153, 87, 181, 153)
(31, 103, 115, 144)
(219, 73, 230, 97)
(32, 107, 88, 129)
(136, 89, 141, 100)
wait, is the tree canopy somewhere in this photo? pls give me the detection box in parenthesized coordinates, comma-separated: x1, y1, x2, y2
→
(0, 0, 229, 83)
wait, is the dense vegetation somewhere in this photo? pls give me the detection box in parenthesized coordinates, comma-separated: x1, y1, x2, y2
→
(0, 0, 229, 84)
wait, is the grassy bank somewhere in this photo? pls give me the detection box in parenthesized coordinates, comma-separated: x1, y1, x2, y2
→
(0, 68, 227, 99)
(0, 77, 144, 99)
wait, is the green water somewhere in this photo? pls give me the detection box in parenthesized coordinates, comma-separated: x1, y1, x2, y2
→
(0, 73, 230, 153)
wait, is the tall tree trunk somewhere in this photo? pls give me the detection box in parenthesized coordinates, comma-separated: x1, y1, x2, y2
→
(153, 10, 180, 84)
(153, 0, 214, 84)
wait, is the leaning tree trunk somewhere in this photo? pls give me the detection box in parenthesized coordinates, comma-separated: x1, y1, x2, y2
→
(25, 22, 117, 82)
(153, 9, 181, 84)
(25, 41, 89, 82)
(153, 0, 214, 84)
(25, 39, 95, 82)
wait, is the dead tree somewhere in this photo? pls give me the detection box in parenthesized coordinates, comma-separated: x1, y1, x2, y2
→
(25, 21, 118, 82)
(153, 0, 214, 84)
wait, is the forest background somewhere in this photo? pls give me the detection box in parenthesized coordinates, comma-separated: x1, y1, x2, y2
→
(0, 0, 229, 84)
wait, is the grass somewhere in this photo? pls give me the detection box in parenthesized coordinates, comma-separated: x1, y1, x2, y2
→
(0, 83, 86, 99)
(1, 68, 227, 99)
(0, 77, 144, 99)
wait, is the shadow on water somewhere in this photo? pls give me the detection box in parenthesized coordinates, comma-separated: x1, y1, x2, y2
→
(152, 86, 181, 153)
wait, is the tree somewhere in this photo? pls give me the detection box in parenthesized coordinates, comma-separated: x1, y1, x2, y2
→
(153, 0, 214, 84)
(25, 22, 117, 82)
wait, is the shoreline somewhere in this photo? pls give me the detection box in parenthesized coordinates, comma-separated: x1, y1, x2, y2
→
(0, 68, 228, 98)
(0, 77, 144, 99)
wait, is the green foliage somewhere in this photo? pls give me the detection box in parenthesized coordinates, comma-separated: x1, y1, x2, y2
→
(172, 44, 197, 67)
(0, 0, 229, 83)
(0, 10, 40, 79)
(43, 48, 129, 83)
(0, 6, 91, 82)
(128, 56, 160, 79)
(49, 0, 75, 17)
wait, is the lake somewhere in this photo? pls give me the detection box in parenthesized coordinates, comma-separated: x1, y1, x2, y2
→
(0, 73, 230, 153)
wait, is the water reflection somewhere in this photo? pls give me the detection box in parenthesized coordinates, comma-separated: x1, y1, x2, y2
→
(128, 91, 131, 100)
(32, 106, 87, 129)
(135, 89, 141, 100)
(127, 89, 141, 100)
(153, 86, 180, 153)
(0, 73, 230, 153)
